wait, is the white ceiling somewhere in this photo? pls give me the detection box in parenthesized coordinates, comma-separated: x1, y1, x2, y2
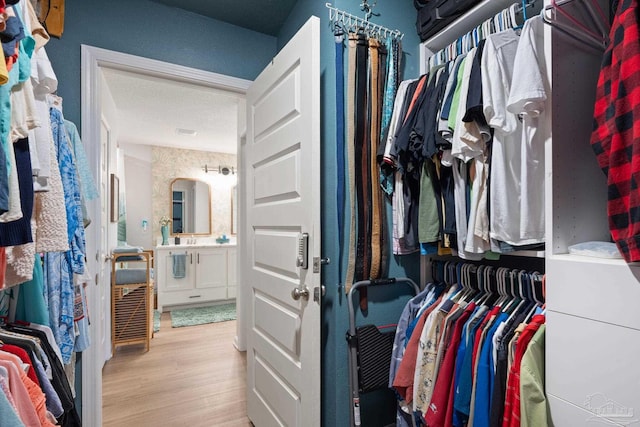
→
(101, 68, 241, 154)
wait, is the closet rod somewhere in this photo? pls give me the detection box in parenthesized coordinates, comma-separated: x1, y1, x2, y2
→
(325, 2, 404, 40)
(428, 0, 543, 67)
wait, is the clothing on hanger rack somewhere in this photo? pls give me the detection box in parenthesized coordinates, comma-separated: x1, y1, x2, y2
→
(0, 321, 82, 426)
(0, 2, 97, 424)
(388, 259, 547, 427)
(383, 8, 550, 260)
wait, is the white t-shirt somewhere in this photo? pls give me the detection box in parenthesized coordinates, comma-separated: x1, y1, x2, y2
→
(465, 157, 491, 254)
(392, 171, 405, 255)
(483, 29, 539, 246)
(30, 47, 58, 191)
(507, 16, 549, 243)
(452, 157, 485, 260)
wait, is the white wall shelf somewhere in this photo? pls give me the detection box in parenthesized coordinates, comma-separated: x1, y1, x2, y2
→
(419, 0, 519, 74)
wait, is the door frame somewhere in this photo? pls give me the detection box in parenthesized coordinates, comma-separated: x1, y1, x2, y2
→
(80, 45, 251, 426)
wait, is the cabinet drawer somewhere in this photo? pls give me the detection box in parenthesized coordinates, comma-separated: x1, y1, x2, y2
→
(547, 255, 640, 330)
(547, 311, 640, 418)
(548, 395, 628, 427)
(159, 287, 227, 308)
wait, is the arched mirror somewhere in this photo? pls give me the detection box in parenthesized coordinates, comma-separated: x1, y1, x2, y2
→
(170, 178, 211, 235)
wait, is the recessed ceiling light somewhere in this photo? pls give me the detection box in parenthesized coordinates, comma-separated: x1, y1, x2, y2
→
(175, 128, 198, 136)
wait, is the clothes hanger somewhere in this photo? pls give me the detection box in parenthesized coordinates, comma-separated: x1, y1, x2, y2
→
(433, 260, 440, 283)
(543, 0, 608, 49)
(522, 273, 542, 321)
(542, 6, 605, 50)
(531, 272, 544, 305)
(504, 270, 530, 320)
(473, 265, 491, 306)
(502, 8, 511, 30)
(501, 270, 521, 313)
(470, 265, 486, 305)
(551, 0, 607, 39)
(494, 268, 508, 308)
(457, 263, 472, 303)
(510, 3, 521, 30)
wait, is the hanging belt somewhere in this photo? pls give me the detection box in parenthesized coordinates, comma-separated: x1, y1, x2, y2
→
(378, 40, 390, 278)
(369, 38, 382, 280)
(335, 31, 345, 283)
(345, 33, 358, 294)
(354, 33, 370, 288)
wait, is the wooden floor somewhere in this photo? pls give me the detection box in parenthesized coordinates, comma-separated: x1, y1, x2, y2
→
(103, 314, 252, 427)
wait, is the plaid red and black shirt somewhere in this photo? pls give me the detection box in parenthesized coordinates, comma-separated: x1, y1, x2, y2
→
(591, 0, 640, 262)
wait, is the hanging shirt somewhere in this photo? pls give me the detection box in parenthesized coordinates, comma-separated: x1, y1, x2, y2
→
(0, 378, 26, 427)
(34, 131, 70, 254)
(389, 286, 434, 388)
(507, 15, 548, 244)
(393, 294, 443, 404)
(50, 104, 86, 275)
(590, 0, 640, 262)
(519, 324, 550, 427)
(3, 139, 35, 287)
(502, 315, 546, 427)
(483, 29, 540, 247)
(472, 311, 509, 427)
(30, 46, 58, 192)
(424, 302, 475, 427)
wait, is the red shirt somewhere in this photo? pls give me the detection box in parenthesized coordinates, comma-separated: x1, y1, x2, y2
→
(1, 344, 39, 386)
(590, 0, 640, 262)
(502, 315, 546, 427)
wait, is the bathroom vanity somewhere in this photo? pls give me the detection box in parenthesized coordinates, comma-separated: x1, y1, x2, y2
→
(155, 243, 236, 312)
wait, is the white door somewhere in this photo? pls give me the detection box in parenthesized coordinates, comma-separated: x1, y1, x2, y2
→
(99, 117, 111, 364)
(245, 16, 321, 427)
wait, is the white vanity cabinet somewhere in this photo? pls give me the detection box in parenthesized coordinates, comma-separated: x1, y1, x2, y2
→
(155, 244, 236, 312)
(227, 247, 237, 298)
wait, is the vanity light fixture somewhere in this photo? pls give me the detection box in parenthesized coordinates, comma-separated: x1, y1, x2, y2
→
(202, 165, 236, 175)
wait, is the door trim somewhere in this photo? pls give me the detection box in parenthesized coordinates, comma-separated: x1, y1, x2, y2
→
(80, 45, 251, 426)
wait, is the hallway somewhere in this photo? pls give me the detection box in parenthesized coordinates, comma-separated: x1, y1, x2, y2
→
(103, 316, 251, 426)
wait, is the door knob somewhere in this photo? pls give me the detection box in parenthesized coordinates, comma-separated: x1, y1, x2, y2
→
(291, 286, 310, 301)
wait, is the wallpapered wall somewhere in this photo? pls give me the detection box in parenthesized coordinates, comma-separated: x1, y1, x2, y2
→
(151, 146, 237, 241)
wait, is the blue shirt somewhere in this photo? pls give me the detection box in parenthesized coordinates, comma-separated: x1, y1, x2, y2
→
(472, 312, 509, 427)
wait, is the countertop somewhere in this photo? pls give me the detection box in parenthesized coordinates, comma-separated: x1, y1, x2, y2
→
(155, 243, 237, 250)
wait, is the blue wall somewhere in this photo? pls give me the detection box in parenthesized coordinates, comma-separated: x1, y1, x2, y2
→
(278, 2, 421, 426)
(45, 0, 278, 127)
